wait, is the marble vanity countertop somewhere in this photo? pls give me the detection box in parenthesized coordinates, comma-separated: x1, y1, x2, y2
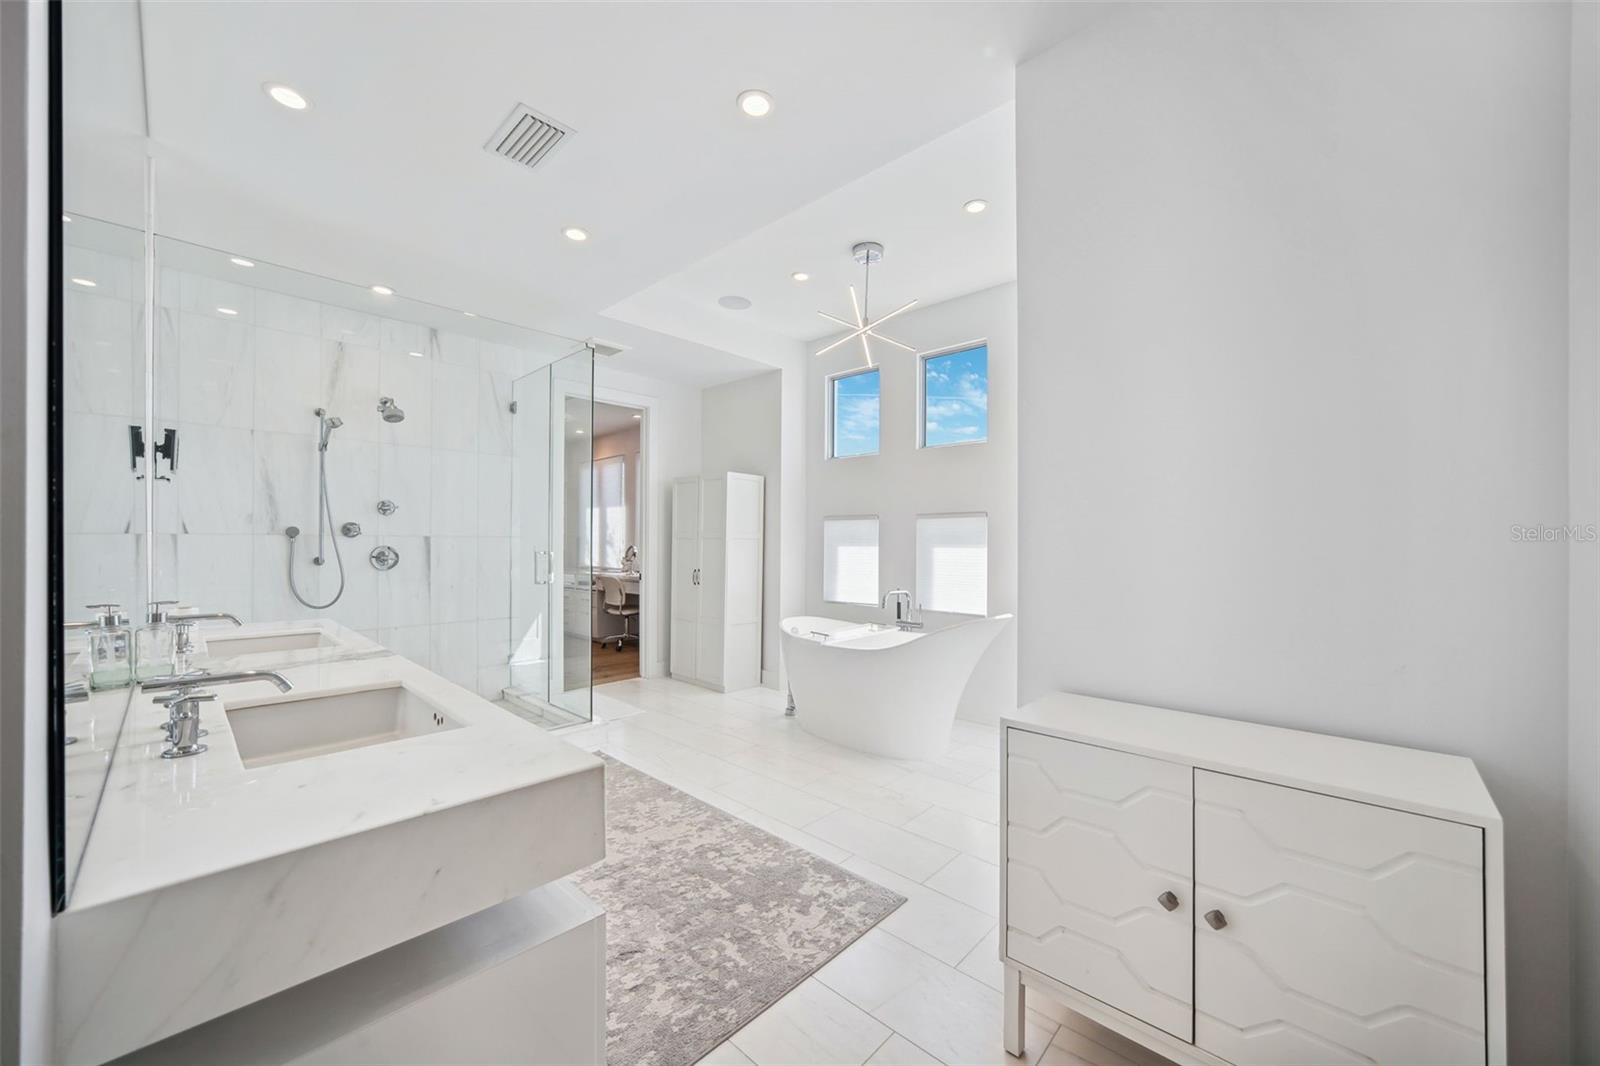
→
(68, 632, 600, 911)
(57, 622, 606, 1064)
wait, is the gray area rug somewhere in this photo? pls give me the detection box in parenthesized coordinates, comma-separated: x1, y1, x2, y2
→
(574, 756, 905, 1066)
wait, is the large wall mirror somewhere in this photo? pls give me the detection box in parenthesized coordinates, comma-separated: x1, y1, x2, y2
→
(51, 0, 595, 913)
(55, 0, 152, 910)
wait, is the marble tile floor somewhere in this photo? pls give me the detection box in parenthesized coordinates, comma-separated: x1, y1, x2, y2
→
(552, 675, 1176, 1066)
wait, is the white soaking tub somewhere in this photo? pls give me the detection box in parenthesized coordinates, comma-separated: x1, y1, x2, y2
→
(780, 614, 1012, 760)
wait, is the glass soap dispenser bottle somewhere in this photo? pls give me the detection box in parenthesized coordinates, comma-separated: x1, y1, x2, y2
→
(134, 599, 180, 682)
(85, 603, 132, 690)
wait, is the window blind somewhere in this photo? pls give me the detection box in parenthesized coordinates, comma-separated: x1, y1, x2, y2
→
(591, 455, 626, 570)
(916, 514, 987, 616)
(823, 517, 879, 605)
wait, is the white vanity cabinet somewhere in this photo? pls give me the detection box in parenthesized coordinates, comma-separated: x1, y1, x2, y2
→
(1001, 693, 1505, 1066)
(670, 473, 764, 692)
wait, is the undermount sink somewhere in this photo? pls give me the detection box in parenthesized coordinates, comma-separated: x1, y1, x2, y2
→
(225, 683, 462, 768)
(204, 629, 333, 657)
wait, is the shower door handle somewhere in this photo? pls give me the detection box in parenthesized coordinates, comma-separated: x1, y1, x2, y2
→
(534, 550, 549, 585)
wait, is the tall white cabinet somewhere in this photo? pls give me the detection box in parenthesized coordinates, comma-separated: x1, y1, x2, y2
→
(1001, 693, 1506, 1066)
(671, 473, 764, 692)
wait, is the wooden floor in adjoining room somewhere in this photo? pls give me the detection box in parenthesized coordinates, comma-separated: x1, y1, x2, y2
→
(590, 641, 640, 685)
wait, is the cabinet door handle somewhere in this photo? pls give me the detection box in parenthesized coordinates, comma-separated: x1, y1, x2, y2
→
(1204, 909, 1228, 930)
(1157, 891, 1179, 912)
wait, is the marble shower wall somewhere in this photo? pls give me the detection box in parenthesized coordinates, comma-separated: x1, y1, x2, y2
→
(126, 268, 557, 698)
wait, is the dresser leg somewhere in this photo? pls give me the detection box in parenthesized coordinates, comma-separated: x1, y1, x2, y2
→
(1003, 965, 1025, 1057)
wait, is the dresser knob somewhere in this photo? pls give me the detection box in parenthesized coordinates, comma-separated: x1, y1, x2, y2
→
(1204, 909, 1228, 930)
(1157, 891, 1179, 912)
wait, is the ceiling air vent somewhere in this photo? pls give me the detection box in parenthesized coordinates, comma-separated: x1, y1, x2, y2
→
(588, 339, 627, 359)
(485, 104, 572, 172)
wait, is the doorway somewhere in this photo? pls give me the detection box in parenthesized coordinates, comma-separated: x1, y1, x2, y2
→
(587, 401, 645, 684)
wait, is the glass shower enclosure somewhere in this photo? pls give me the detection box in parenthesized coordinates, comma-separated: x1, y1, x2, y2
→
(123, 232, 596, 729)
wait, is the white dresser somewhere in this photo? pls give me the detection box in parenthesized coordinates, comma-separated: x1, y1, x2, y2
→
(670, 472, 764, 692)
(1001, 693, 1505, 1066)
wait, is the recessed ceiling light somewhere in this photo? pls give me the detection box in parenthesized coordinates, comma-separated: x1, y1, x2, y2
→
(70, 277, 96, 287)
(737, 89, 773, 118)
(718, 295, 752, 311)
(462, 311, 477, 318)
(216, 307, 239, 316)
(963, 198, 989, 214)
(264, 83, 309, 110)
(575, 428, 585, 435)
(61, 215, 72, 223)
(791, 272, 810, 282)
(370, 284, 394, 296)
(229, 256, 255, 268)
(632, 413, 642, 420)
(408, 351, 425, 358)
(563, 227, 589, 242)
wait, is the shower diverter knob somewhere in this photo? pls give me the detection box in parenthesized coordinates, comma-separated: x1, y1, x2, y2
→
(369, 545, 400, 571)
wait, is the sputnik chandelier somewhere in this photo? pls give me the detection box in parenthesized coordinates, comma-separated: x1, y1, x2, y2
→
(816, 241, 917, 368)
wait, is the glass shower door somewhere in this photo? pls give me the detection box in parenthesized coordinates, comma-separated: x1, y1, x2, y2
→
(508, 366, 554, 710)
(507, 345, 593, 724)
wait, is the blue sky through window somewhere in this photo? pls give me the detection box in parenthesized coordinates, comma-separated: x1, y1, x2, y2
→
(923, 345, 988, 447)
(832, 369, 880, 458)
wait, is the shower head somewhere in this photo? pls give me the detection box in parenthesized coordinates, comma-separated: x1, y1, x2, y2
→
(316, 410, 344, 451)
(377, 397, 406, 424)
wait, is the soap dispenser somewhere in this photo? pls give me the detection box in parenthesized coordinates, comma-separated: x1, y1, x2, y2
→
(172, 618, 207, 675)
(134, 599, 180, 682)
(85, 603, 132, 690)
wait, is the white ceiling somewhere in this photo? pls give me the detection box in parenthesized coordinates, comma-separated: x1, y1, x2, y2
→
(71, 1, 1104, 384)
(592, 401, 644, 438)
(605, 103, 1016, 357)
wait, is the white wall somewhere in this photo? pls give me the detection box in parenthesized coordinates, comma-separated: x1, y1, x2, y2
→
(701, 370, 784, 684)
(1568, 3, 1599, 1062)
(0, 0, 55, 1057)
(806, 282, 1018, 724)
(595, 364, 703, 680)
(1017, 5, 1575, 1060)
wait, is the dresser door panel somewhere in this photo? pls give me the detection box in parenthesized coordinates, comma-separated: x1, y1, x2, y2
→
(1005, 729, 1194, 1041)
(1194, 770, 1486, 1066)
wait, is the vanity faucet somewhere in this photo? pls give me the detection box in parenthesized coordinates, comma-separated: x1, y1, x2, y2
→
(142, 669, 293, 759)
(142, 669, 293, 694)
(881, 589, 923, 631)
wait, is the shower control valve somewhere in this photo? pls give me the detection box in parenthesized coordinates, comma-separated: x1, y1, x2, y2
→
(370, 545, 400, 571)
(376, 499, 398, 516)
(340, 522, 362, 538)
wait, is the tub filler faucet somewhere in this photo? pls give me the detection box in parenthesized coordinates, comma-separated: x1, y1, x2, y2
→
(882, 589, 923, 631)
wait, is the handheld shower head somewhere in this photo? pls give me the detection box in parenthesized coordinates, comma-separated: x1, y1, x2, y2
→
(315, 410, 344, 451)
(377, 397, 406, 424)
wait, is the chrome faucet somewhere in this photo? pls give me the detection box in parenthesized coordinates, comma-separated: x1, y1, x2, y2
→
(147, 603, 243, 626)
(881, 589, 923, 631)
(142, 669, 293, 695)
(142, 669, 293, 759)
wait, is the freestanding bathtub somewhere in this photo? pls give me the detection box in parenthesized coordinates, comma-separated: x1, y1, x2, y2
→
(780, 614, 1012, 760)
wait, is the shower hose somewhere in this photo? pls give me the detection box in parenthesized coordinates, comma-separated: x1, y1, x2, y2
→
(286, 443, 347, 610)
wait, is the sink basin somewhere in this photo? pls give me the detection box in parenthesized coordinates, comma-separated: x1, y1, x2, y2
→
(205, 630, 333, 657)
(226, 683, 462, 768)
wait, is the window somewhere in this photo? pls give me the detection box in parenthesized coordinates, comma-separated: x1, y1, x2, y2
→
(921, 344, 988, 447)
(588, 454, 626, 569)
(916, 514, 987, 616)
(823, 517, 879, 605)
(830, 367, 880, 458)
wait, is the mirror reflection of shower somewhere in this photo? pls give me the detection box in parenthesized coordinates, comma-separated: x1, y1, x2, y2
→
(377, 396, 405, 423)
(286, 408, 348, 610)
